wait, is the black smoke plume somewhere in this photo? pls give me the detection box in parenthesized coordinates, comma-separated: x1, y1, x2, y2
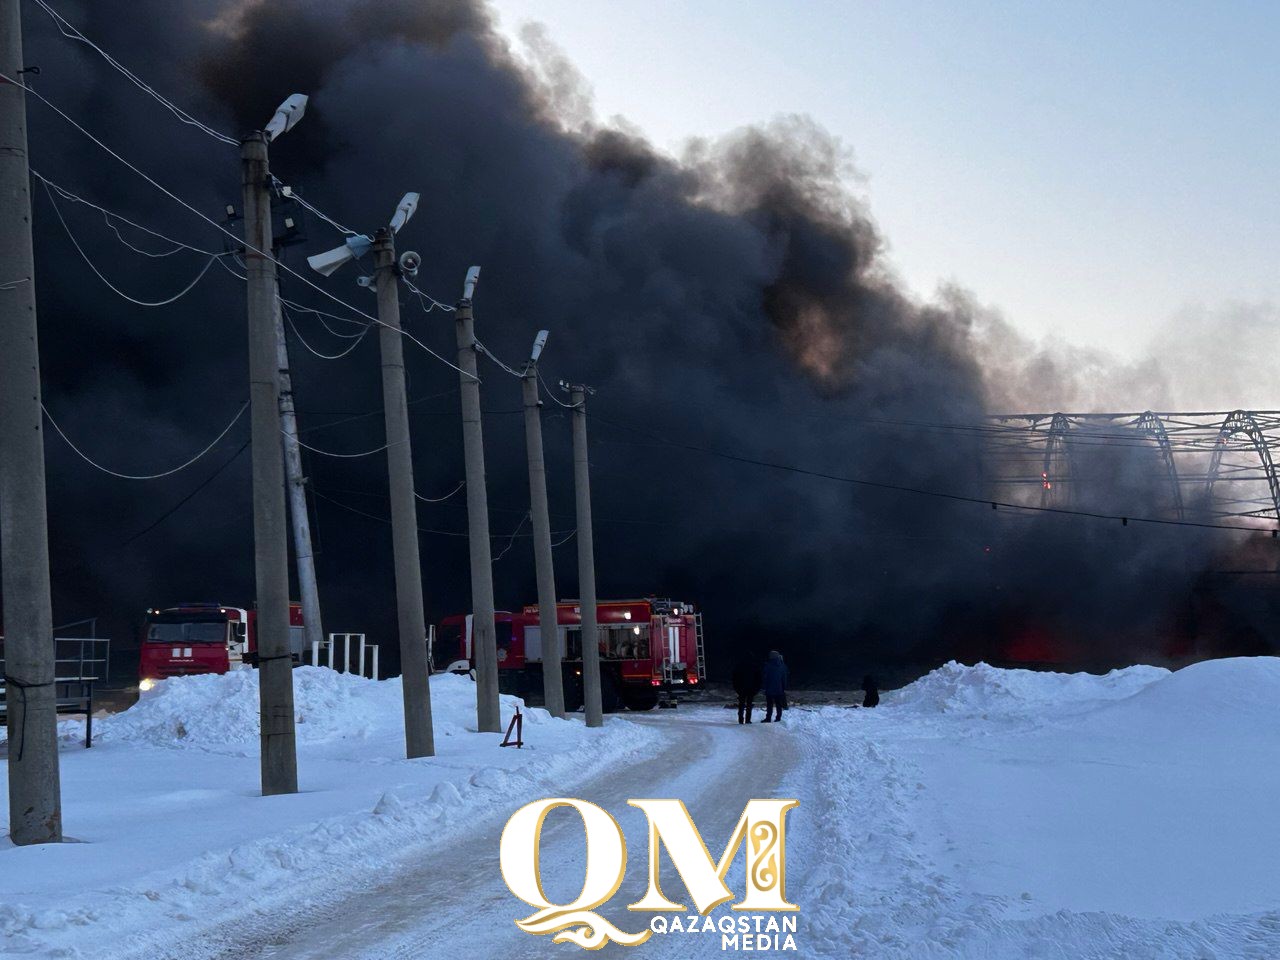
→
(12, 0, 1275, 683)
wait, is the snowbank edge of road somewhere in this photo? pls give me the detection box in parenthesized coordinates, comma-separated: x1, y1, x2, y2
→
(0, 683, 668, 960)
(784, 658, 1280, 960)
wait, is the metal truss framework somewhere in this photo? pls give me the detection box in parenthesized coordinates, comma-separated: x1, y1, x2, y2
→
(983, 410, 1280, 523)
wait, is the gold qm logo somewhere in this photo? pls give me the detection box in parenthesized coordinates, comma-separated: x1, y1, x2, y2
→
(500, 797, 799, 950)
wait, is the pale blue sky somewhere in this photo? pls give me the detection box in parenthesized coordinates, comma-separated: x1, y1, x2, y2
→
(489, 1, 1278, 361)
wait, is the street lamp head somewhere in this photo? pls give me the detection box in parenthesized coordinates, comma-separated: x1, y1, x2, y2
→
(462, 265, 481, 302)
(264, 93, 308, 142)
(389, 192, 420, 234)
(530, 330, 549, 364)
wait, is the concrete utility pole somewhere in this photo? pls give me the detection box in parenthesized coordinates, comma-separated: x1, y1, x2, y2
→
(273, 299, 325, 663)
(521, 336, 565, 718)
(0, 0, 63, 844)
(454, 269, 501, 733)
(569, 385, 603, 728)
(372, 229, 434, 757)
(241, 131, 298, 796)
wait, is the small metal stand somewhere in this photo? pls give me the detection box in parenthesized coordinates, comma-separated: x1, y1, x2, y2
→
(500, 709, 523, 748)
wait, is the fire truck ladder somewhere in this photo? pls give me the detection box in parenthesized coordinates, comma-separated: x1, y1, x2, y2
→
(693, 612, 706, 682)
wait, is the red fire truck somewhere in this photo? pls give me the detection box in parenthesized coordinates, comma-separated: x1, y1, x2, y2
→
(138, 602, 305, 690)
(435, 598, 706, 711)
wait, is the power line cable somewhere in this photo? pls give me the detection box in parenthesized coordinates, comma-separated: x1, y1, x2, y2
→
(40, 178, 222, 306)
(119, 440, 250, 547)
(475, 340, 525, 378)
(491, 511, 530, 562)
(536, 368, 578, 409)
(32, 169, 224, 257)
(292, 435, 400, 459)
(31, 0, 238, 146)
(402, 276, 456, 314)
(5, 71, 475, 380)
(281, 301, 371, 360)
(588, 410, 1278, 535)
(313, 488, 573, 540)
(295, 387, 458, 435)
(416, 480, 466, 503)
(280, 297, 369, 338)
(269, 177, 357, 237)
(43, 401, 248, 480)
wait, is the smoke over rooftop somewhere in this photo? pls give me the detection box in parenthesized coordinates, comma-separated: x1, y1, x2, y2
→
(16, 0, 1276, 680)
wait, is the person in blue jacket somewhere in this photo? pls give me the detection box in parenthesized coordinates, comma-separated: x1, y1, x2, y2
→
(761, 650, 788, 723)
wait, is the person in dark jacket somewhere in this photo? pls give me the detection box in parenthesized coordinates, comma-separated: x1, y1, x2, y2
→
(730, 653, 763, 724)
(861, 674, 880, 708)
(761, 650, 788, 723)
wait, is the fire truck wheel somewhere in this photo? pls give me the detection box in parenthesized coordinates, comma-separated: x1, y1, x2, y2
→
(622, 688, 659, 712)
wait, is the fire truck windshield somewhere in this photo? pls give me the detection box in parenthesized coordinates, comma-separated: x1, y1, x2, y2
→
(146, 621, 227, 644)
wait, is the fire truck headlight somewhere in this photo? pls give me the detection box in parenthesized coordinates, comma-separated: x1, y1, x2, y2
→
(139, 678, 156, 693)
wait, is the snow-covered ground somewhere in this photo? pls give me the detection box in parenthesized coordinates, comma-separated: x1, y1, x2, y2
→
(3, 658, 1279, 959)
(790, 657, 1280, 958)
(0, 669, 665, 958)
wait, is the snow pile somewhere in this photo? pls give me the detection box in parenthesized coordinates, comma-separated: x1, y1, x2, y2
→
(96, 667, 539, 750)
(789, 657, 1280, 957)
(1078, 656, 1280, 740)
(890, 659, 1169, 719)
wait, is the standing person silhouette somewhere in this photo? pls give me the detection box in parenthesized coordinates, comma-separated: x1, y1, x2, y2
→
(731, 651, 763, 724)
(761, 650, 788, 723)
(862, 674, 880, 708)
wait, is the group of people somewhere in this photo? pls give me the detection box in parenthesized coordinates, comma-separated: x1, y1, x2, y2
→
(731, 650, 789, 724)
(730, 651, 882, 722)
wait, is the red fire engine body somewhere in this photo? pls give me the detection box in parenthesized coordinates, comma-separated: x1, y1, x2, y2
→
(138, 602, 304, 686)
(435, 598, 706, 712)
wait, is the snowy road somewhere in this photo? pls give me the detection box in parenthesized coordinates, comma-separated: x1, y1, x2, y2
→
(10, 661, 1280, 960)
(154, 707, 798, 960)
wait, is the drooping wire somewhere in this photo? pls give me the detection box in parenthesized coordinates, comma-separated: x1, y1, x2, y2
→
(270, 177, 357, 237)
(313, 489, 574, 541)
(474, 340, 525, 378)
(42, 402, 248, 480)
(31, 170, 224, 257)
(402, 276, 456, 314)
(537, 368, 579, 409)
(292, 435, 401, 459)
(39, 178, 221, 306)
(281, 301, 372, 360)
(491, 512, 530, 562)
(4, 71, 476, 381)
(214, 255, 247, 281)
(281, 297, 369, 338)
(416, 481, 466, 503)
(31, 0, 239, 146)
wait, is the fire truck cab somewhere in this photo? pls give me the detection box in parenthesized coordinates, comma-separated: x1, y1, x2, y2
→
(435, 598, 706, 712)
(138, 602, 304, 688)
